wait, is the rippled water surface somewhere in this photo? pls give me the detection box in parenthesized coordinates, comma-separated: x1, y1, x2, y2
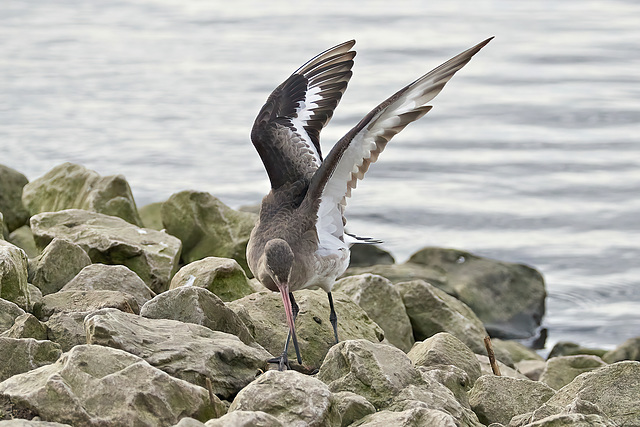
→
(1, 0, 639, 350)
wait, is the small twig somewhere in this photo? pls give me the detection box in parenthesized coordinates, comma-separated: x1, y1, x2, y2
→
(205, 377, 215, 404)
(484, 336, 501, 376)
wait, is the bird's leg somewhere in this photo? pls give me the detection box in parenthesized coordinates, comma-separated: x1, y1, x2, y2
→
(268, 290, 302, 370)
(328, 292, 339, 344)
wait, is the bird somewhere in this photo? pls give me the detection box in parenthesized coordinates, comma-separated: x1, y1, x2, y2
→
(246, 37, 492, 370)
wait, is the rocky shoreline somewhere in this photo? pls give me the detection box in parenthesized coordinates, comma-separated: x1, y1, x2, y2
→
(1, 162, 638, 426)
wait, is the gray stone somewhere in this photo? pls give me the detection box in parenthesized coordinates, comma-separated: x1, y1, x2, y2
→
(0, 313, 47, 340)
(171, 418, 207, 427)
(30, 238, 91, 296)
(518, 413, 616, 427)
(318, 339, 422, 409)
(139, 201, 164, 230)
(0, 337, 62, 382)
(161, 190, 257, 272)
(512, 397, 618, 427)
(22, 162, 142, 226)
(492, 338, 544, 363)
(30, 209, 181, 293)
(547, 341, 607, 359)
(542, 361, 640, 426)
(34, 290, 139, 321)
(0, 298, 25, 334)
(170, 257, 254, 302)
(26, 284, 43, 314)
(0, 344, 221, 425)
(0, 240, 30, 310)
(347, 244, 394, 268)
(334, 274, 413, 352)
(204, 411, 284, 427)
(61, 263, 155, 309)
(0, 420, 72, 426)
(352, 408, 458, 426)
(344, 262, 455, 294)
(602, 336, 640, 363)
(228, 290, 384, 369)
(539, 355, 607, 390)
(408, 332, 482, 385)
(44, 311, 89, 352)
(476, 354, 529, 379)
(0, 212, 7, 240)
(0, 165, 30, 232)
(84, 308, 272, 399)
(418, 365, 473, 409)
(396, 279, 488, 354)
(515, 359, 547, 381)
(468, 375, 556, 425)
(7, 226, 39, 259)
(333, 392, 376, 427)
(228, 370, 340, 427)
(140, 286, 254, 346)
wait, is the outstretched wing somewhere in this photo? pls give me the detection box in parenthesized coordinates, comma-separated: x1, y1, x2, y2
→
(251, 40, 356, 190)
(308, 37, 493, 240)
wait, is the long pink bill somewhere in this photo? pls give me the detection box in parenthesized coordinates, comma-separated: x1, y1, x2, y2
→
(279, 286, 302, 365)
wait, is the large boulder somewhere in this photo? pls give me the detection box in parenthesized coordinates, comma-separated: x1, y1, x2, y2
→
(547, 341, 607, 359)
(408, 332, 482, 385)
(7, 225, 39, 259)
(30, 209, 181, 293)
(541, 361, 640, 426)
(334, 274, 414, 352)
(333, 392, 376, 427)
(468, 375, 555, 425)
(0, 298, 26, 334)
(140, 286, 255, 346)
(228, 370, 340, 427)
(492, 338, 544, 364)
(84, 308, 271, 399)
(396, 279, 488, 354)
(0, 337, 62, 382)
(0, 240, 30, 310)
(317, 339, 422, 409)
(228, 290, 384, 369)
(539, 355, 607, 390)
(34, 290, 139, 321)
(602, 336, 640, 363)
(44, 312, 89, 352)
(60, 264, 155, 309)
(0, 165, 30, 232)
(169, 257, 254, 302)
(0, 345, 221, 425)
(0, 313, 47, 340)
(29, 238, 91, 296)
(203, 411, 284, 427)
(138, 201, 164, 230)
(161, 191, 256, 272)
(347, 245, 394, 268)
(352, 408, 458, 426)
(21, 162, 142, 226)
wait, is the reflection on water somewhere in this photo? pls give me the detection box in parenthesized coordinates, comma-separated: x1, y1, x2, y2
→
(1, 0, 639, 350)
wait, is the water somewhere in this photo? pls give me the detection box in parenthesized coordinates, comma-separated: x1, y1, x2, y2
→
(1, 0, 639, 351)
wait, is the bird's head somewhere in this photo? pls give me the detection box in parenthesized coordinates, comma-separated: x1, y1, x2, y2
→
(264, 238, 294, 290)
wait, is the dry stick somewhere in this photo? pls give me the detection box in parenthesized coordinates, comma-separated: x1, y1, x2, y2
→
(484, 336, 502, 376)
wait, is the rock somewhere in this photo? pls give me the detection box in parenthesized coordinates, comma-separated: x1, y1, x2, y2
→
(30, 238, 91, 296)
(60, 264, 155, 309)
(333, 274, 414, 352)
(468, 375, 556, 425)
(34, 290, 139, 321)
(516, 413, 616, 426)
(161, 190, 256, 272)
(204, 411, 284, 427)
(0, 212, 7, 240)
(169, 257, 254, 302)
(539, 355, 607, 390)
(547, 341, 607, 359)
(347, 244, 394, 268)
(408, 332, 482, 385)
(228, 290, 384, 369)
(515, 359, 547, 381)
(30, 209, 181, 293)
(333, 392, 376, 427)
(26, 284, 43, 314)
(84, 308, 271, 399)
(0, 420, 72, 426)
(542, 361, 640, 426)
(0, 313, 47, 340)
(0, 165, 30, 232)
(228, 370, 340, 427)
(418, 364, 473, 409)
(492, 338, 544, 363)
(0, 344, 221, 425)
(0, 298, 25, 333)
(396, 279, 488, 354)
(514, 397, 619, 427)
(602, 336, 640, 363)
(0, 337, 62, 382)
(21, 162, 142, 226)
(476, 354, 528, 379)
(318, 339, 422, 409)
(139, 201, 164, 230)
(0, 240, 30, 310)
(44, 312, 88, 352)
(140, 286, 255, 346)
(352, 408, 458, 426)
(344, 262, 455, 294)
(171, 419, 207, 427)
(7, 226, 39, 259)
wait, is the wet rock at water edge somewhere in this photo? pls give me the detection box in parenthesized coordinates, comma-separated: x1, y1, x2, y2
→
(0, 164, 30, 233)
(29, 209, 181, 293)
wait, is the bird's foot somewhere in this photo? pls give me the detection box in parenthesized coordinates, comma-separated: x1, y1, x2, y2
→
(267, 353, 291, 371)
